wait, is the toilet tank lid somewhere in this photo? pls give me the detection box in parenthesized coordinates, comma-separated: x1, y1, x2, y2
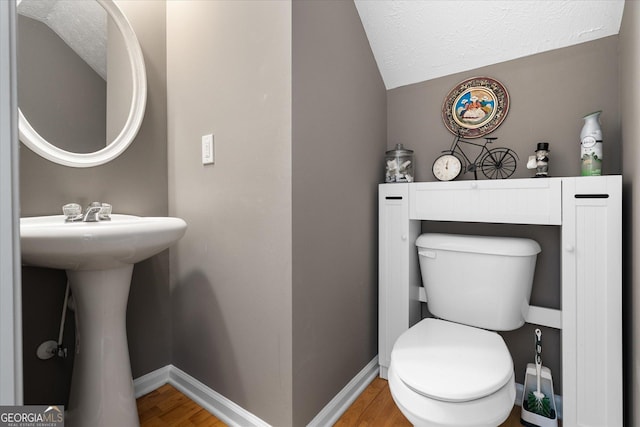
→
(415, 233, 541, 257)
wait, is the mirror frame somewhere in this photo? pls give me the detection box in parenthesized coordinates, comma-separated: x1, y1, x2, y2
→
(17, 0, 147, 168)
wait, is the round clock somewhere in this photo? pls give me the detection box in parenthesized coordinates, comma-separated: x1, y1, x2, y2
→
(433, 154, 462, 181)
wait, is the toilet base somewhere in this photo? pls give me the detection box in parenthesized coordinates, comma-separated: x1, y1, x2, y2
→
(388, 363, 515, 427)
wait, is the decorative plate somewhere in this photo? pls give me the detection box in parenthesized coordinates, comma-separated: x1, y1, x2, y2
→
(441, 77, 509, 138)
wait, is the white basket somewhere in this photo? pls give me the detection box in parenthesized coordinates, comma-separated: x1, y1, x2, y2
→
(520, 363, 558, 427)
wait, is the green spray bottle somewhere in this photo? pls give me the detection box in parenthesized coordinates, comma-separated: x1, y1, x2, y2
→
(580, 111, 602, 176)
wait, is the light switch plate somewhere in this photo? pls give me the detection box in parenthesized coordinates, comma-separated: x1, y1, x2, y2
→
(202, 134, 214, 165)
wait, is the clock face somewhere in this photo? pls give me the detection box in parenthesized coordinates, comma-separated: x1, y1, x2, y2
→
(433, 154, 462, 181)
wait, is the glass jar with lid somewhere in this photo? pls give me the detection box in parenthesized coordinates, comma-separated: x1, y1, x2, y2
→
(385, 144, 414, 183)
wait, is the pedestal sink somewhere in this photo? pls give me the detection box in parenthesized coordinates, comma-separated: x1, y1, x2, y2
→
(20, 214, 187, 427)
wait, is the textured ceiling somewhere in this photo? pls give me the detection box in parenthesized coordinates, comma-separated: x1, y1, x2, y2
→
(354, 0, 626, 89)
(16, 0, 626, 90)
(18, 0, 107, 80)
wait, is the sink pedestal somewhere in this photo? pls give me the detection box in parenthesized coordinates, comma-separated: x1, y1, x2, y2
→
(65, 265, 140, 427)
(20, 214, 187, 426)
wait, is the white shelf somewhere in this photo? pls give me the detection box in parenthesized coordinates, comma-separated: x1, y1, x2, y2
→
(418, 287, 562, 330)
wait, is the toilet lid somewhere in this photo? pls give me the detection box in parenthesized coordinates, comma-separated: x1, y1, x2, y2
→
(391, 318, 513, 402)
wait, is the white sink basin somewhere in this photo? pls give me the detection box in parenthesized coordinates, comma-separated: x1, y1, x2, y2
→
(20, 214, 187, 270)
(19, 214, 187, 427)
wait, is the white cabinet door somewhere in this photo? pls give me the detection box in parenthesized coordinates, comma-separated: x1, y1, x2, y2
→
(378, 184, 420, 378)
(561, 176, 622, 427)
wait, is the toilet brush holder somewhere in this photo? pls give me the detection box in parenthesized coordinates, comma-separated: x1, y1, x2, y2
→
(520, 363, 558, 427)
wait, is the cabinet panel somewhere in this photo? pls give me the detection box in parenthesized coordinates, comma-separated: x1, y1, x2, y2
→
(410, 179, 561, 224)
(561, 176, 622, 427)
(378, 184, 420, 378)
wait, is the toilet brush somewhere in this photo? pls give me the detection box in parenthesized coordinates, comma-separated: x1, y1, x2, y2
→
(527, 329, 552, 417)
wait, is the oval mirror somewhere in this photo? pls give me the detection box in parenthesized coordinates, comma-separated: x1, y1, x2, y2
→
(17, 0, 146, 168)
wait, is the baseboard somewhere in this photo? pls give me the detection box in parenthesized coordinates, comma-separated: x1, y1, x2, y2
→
(135, 358, 379, 427)
(134, 362, 562, 425)
(306, 356, 379, 427)
(168, 366, 270, 427)
(134, 365, 171, 398)
(133, 365, 270, 427)
(515, 382, 563, 420)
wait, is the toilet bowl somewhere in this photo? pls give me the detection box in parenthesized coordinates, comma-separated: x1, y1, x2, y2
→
(388, 318, 515, 427)
(388, 233, 541, 426)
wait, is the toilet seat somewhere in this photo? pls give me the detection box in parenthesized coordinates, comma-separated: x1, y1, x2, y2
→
(388, 318, 516, 427)
(391, 318, 513, 402)
(388, 363, 515, 427)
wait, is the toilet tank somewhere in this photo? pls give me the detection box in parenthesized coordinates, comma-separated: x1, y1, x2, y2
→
(416, 233, 541, 331)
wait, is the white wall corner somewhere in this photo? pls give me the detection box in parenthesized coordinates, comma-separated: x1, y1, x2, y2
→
(133, 365, 171, 399)
(134, 365, 271, 427)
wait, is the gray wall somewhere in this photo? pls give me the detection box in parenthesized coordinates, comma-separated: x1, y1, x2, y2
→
(619, 2, 639, 425)
(18, 15, 106, 153)
(387, 35, 622, 395)
(388, 35, 621, 183)
(166, 2, 293, 425)
(19, 0, 168, 405)
(291, 1, 386, 425)
(166, 1, 385, 425)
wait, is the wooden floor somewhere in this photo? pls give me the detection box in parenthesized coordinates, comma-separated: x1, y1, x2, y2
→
(137, 378, 529, 426)
(334, 377, 525, 427)
(137, 383, 226, 426)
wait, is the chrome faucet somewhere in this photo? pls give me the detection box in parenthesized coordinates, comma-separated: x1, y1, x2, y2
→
(62, 202, 112, 222)
(83, 202, 103, 222)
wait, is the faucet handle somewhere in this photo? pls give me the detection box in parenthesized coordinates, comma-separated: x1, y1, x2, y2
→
(62, 203, 83, 222)
(99, 203, 112, 221)
(63, 203, 81, 216)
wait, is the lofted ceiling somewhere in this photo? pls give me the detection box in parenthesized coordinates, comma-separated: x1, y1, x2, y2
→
(354, 0, 626, 89)
(18, 0, 107, 79)
(16, 0, 626, 90)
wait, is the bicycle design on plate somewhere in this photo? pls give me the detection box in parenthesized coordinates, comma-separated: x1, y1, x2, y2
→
(432, 132, 518, 181)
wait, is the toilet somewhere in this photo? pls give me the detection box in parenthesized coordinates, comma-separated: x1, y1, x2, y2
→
(388, 233, 541, 427)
